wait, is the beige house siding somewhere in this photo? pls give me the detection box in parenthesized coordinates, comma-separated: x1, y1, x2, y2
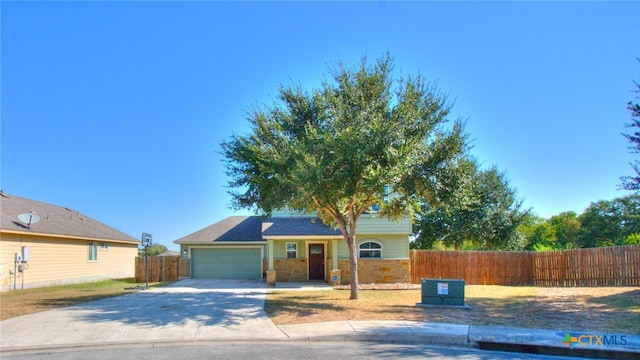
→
(1, 233, 137, 290)
(335, 234, 410, 259)
(356, 215, 412, 235)
(265, 212, 412, 235)
(271, 239, 303, 259)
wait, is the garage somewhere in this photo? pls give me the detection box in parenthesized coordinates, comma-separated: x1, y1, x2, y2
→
(191, 247, 263, 279)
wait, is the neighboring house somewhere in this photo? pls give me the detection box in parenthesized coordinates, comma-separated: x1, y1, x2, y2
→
(174, 212, 412, 285)
(156, 250, 180, 257)
(0, 192, 139, 290)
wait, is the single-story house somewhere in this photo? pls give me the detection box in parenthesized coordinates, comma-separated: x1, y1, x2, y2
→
(174, 212, 412, 285)
(0, 192, 139, 290)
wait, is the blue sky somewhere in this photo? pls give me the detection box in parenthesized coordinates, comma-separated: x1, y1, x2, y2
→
(2, 1, 638, 251)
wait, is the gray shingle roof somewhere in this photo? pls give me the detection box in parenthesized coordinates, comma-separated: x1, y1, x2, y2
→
(262, 217, 342, 237)
(0, 192, 138, 243)
(174, 216, 264, 244)
(174, 216, 342, 244)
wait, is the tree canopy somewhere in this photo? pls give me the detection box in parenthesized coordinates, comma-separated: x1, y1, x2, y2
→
(413, 158, 529, 250)
(221, 53, 466, 299)
(621, 59, 640, 191)
(139, 244, 168, 257)
(578, 194, 640, 248)
(519, 194, 640, 250)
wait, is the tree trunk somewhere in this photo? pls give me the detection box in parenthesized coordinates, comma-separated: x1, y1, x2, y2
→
(324, 204, 360, 300)
(346, 233, 359, 300)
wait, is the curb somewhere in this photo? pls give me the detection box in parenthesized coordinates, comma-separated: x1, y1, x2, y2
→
(476, 341, 639, 360)
(0, 335, 467, 356)
(288, 332, 472, 347)
(469, 325, 640, 360)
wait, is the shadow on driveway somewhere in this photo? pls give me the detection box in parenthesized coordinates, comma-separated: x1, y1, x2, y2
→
(0, 279, 283, 349)
(73, 279, 269, 327)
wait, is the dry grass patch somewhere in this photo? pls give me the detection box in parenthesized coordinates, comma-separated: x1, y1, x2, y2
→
(0, 279, 169, 321)
(265, 285, 640, 334)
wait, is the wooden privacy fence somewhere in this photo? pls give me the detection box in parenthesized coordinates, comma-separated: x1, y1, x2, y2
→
(534, 246, 640, 287)
(135, 256, 180, 283)
(410, 245, 640, 286)
(410, 250, 534, 285)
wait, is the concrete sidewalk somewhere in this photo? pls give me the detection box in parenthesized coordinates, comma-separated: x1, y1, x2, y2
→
(1, 280, 639, 359)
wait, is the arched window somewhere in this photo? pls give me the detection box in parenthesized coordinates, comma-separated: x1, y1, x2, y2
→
(359, 241, 382, 258)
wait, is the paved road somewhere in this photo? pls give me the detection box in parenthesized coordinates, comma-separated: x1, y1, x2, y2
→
(0, 340, 589, 360)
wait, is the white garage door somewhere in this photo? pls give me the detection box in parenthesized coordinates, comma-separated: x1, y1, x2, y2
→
(191, 248, 262, 279)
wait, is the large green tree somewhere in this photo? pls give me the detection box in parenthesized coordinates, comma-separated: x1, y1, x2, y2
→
(521, 196, 640, 250)
(138, 244, 168, 257)
(411, 158, 476, 250)
(549, 211, 581, 249)
(578, 194, 640, 247)
(472, 166, 529, 250)
(413, 158, 529, 250)
(520, 214, 557, 251)
(221, 54, 466, 299)
(521, 212, 581, 251)
(621, 60, 640, 191)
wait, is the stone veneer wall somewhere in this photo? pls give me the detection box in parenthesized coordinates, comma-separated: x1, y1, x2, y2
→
(338, 259, 410, 284)
(273, 258, 308, 282)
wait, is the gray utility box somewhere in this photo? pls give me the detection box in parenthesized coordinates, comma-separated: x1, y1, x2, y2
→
(420, 279, 465, 306)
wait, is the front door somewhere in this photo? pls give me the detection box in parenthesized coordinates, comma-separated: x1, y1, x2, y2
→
(308, 244, 325, 280)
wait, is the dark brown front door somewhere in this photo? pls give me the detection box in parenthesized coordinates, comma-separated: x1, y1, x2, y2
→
(308, 244, 325, 280)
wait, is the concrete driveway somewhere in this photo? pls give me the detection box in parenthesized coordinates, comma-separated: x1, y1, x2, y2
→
(0, 279, 286, 350)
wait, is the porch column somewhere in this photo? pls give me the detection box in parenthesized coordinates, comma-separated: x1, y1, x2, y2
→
(332, 239, 338, 269)
(266, 239, 276, 286)
(268, 239, 274, 270)
(329, 239, 341, 286)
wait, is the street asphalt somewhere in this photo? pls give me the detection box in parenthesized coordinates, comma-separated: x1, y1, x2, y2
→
(1, 279, 638, 359)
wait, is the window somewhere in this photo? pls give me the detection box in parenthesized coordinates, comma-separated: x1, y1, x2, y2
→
(359, 241, 382, 258)
(88, 242, 98, 261)
(286, 243, 297, 259)
(101, 243, 109, 250)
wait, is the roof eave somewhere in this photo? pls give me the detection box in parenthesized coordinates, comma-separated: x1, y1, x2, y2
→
(175, 241, 267, 245)
(0, 229, 139, 245)
(263, 235, 343, 240)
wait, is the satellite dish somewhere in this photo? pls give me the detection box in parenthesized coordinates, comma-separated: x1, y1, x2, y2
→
(18, 211, 40, 228)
